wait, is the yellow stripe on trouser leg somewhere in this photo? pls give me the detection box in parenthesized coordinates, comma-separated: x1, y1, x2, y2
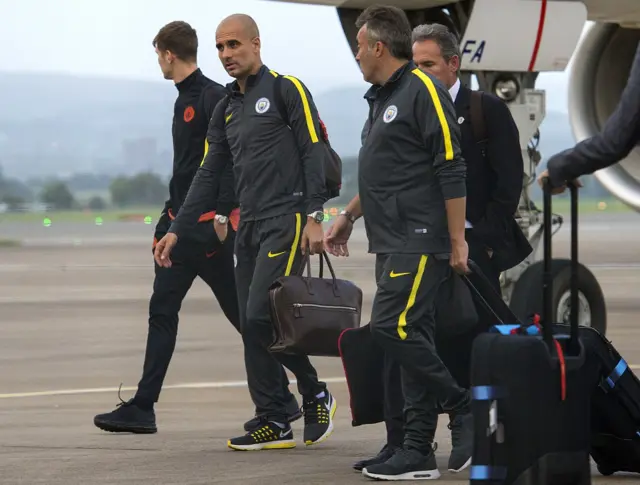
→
(397, 255, 429, 340)
(411, 68, 454, 161)
(284, 213, 302, 276)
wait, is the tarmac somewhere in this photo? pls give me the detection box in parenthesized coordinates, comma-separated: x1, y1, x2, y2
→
(2, 214, 640, 484)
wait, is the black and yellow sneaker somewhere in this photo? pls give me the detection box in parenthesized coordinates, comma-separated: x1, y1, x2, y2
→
(243, 395, 303, 432)
(227, 420, 296, 451)
(302, 390, 337, 446)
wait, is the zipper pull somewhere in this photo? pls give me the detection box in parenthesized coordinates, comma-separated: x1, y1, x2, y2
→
(293, 303, 301, 318)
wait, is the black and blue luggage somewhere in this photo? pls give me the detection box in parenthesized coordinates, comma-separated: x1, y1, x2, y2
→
(552, 322, 640, 476)
(468, 181, 596, 484)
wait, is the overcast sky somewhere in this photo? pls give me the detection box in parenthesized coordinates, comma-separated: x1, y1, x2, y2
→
(2, 0, 573, 109)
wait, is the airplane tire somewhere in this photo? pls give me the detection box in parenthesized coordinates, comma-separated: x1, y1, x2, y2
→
(508, 259, 607, 335)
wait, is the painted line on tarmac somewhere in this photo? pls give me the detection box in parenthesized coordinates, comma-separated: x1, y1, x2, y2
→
(3, 262, 640, 272)
(0, 377, 348, 400)
(3, 369, 640, 399)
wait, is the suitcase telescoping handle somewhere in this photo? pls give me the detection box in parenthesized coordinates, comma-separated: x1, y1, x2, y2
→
(542, 178, 580, 352)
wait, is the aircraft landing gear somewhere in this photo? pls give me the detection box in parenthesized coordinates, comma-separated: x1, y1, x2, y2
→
(508, 258, 607, 334)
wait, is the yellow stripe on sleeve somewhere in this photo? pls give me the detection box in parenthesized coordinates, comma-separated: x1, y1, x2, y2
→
(283, 75, 319, 143)
(397, 255, 429, 340)
(200, 139, 209, 167)
(284, 213, 302, 276)
(411, 68, 454, 161)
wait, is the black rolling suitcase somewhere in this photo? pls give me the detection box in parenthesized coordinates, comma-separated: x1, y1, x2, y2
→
(468, 181, 596, 485)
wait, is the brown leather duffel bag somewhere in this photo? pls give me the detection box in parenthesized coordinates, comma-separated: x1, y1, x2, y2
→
(268, 251, 363, 357)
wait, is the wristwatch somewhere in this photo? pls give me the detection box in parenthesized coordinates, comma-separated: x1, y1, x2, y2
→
(340, 209, 356, 224)
(307, 210, 324, 224)
(214, 214, 228, 224)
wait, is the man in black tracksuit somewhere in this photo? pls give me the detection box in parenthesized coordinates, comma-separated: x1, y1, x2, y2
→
(93, 21, 299, 434)
(324, 6, 474, 480)
(154, 14, 336, 451)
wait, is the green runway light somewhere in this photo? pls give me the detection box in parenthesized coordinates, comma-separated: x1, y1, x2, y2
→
(95, 217, 103, 226)
(144, 216, 152, 224)
(43, 217, 51, 227)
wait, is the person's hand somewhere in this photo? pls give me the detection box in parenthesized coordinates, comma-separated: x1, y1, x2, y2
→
(324, 215, 354, 257)
(301, 221, 324, 255)
(154, 233, 178, 268)
(537, 169, 582, 195)
(450, 239, 470, 275)
(214, 220, 228, 243)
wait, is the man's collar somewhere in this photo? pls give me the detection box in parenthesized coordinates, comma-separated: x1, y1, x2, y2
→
(449, 77, 461, 102)
(364, 60, 414, 100)
(227, 64, 269, 94)
(175, 68, 202, 92)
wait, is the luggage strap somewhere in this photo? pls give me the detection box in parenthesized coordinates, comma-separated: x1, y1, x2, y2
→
(554, 339, 567, 401)
(471, 385, 507, 401)
(600, 358, 628, 392)
(470, 465, 507, 481)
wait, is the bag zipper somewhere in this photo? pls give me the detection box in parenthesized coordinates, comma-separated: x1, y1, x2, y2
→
(293, 302, 357, 317)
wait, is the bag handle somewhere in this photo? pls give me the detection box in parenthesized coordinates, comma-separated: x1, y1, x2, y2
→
(542, 178, 580, 350)
(297, 251, 339, 295)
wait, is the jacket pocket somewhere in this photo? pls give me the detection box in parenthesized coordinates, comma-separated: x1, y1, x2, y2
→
(370, 190, 406, 242)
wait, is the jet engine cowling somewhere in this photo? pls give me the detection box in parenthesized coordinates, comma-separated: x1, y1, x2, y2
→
(569, 22, 640, 210)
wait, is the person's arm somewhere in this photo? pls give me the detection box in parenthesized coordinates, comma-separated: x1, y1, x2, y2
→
(156, 196, 172, 232)
(280, 75, 326, 216)
(548, 43, 640, 187)
(169, 97, 231, 237)
(472, 94, 523, 249)
(342, 194, 361, 221)
(202, 86, 235, 217)
(415, 74, 466, 243)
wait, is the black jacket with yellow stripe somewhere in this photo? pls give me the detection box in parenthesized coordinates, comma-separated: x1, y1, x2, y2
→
(170, 65, 326, 236)
(359, 61, 466, 255)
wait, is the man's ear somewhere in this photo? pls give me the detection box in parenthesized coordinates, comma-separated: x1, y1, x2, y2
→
(374, 41, 385, 58)
(449, 54, 460, 74)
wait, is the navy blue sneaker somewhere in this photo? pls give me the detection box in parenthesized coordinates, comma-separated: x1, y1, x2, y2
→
(363, 446, 440, 481)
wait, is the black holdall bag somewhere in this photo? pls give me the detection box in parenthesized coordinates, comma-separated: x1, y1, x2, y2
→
(468, 180, 595, 485)
(550, 322, 640, 477)
(337, 263, 486, 427)
(268, 251, 363, 357)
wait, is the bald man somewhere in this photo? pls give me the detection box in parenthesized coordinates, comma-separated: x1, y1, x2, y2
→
(155, 14, 337, 451)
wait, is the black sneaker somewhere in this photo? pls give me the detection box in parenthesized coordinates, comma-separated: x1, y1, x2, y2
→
(302, 390, 337, 445)
(93, 398, 157, 434)
(363, 446, 440, 481)
(353, 443, 402, 471)
(243, 394, 303, 432)
(227, 419, 296, 451)
(447, 412, 473, 472)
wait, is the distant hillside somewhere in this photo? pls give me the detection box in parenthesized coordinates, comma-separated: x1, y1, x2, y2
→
(0, 70, 586, 191)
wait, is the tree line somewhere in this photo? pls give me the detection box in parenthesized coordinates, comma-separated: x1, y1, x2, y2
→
(0, 168, 169, 211)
